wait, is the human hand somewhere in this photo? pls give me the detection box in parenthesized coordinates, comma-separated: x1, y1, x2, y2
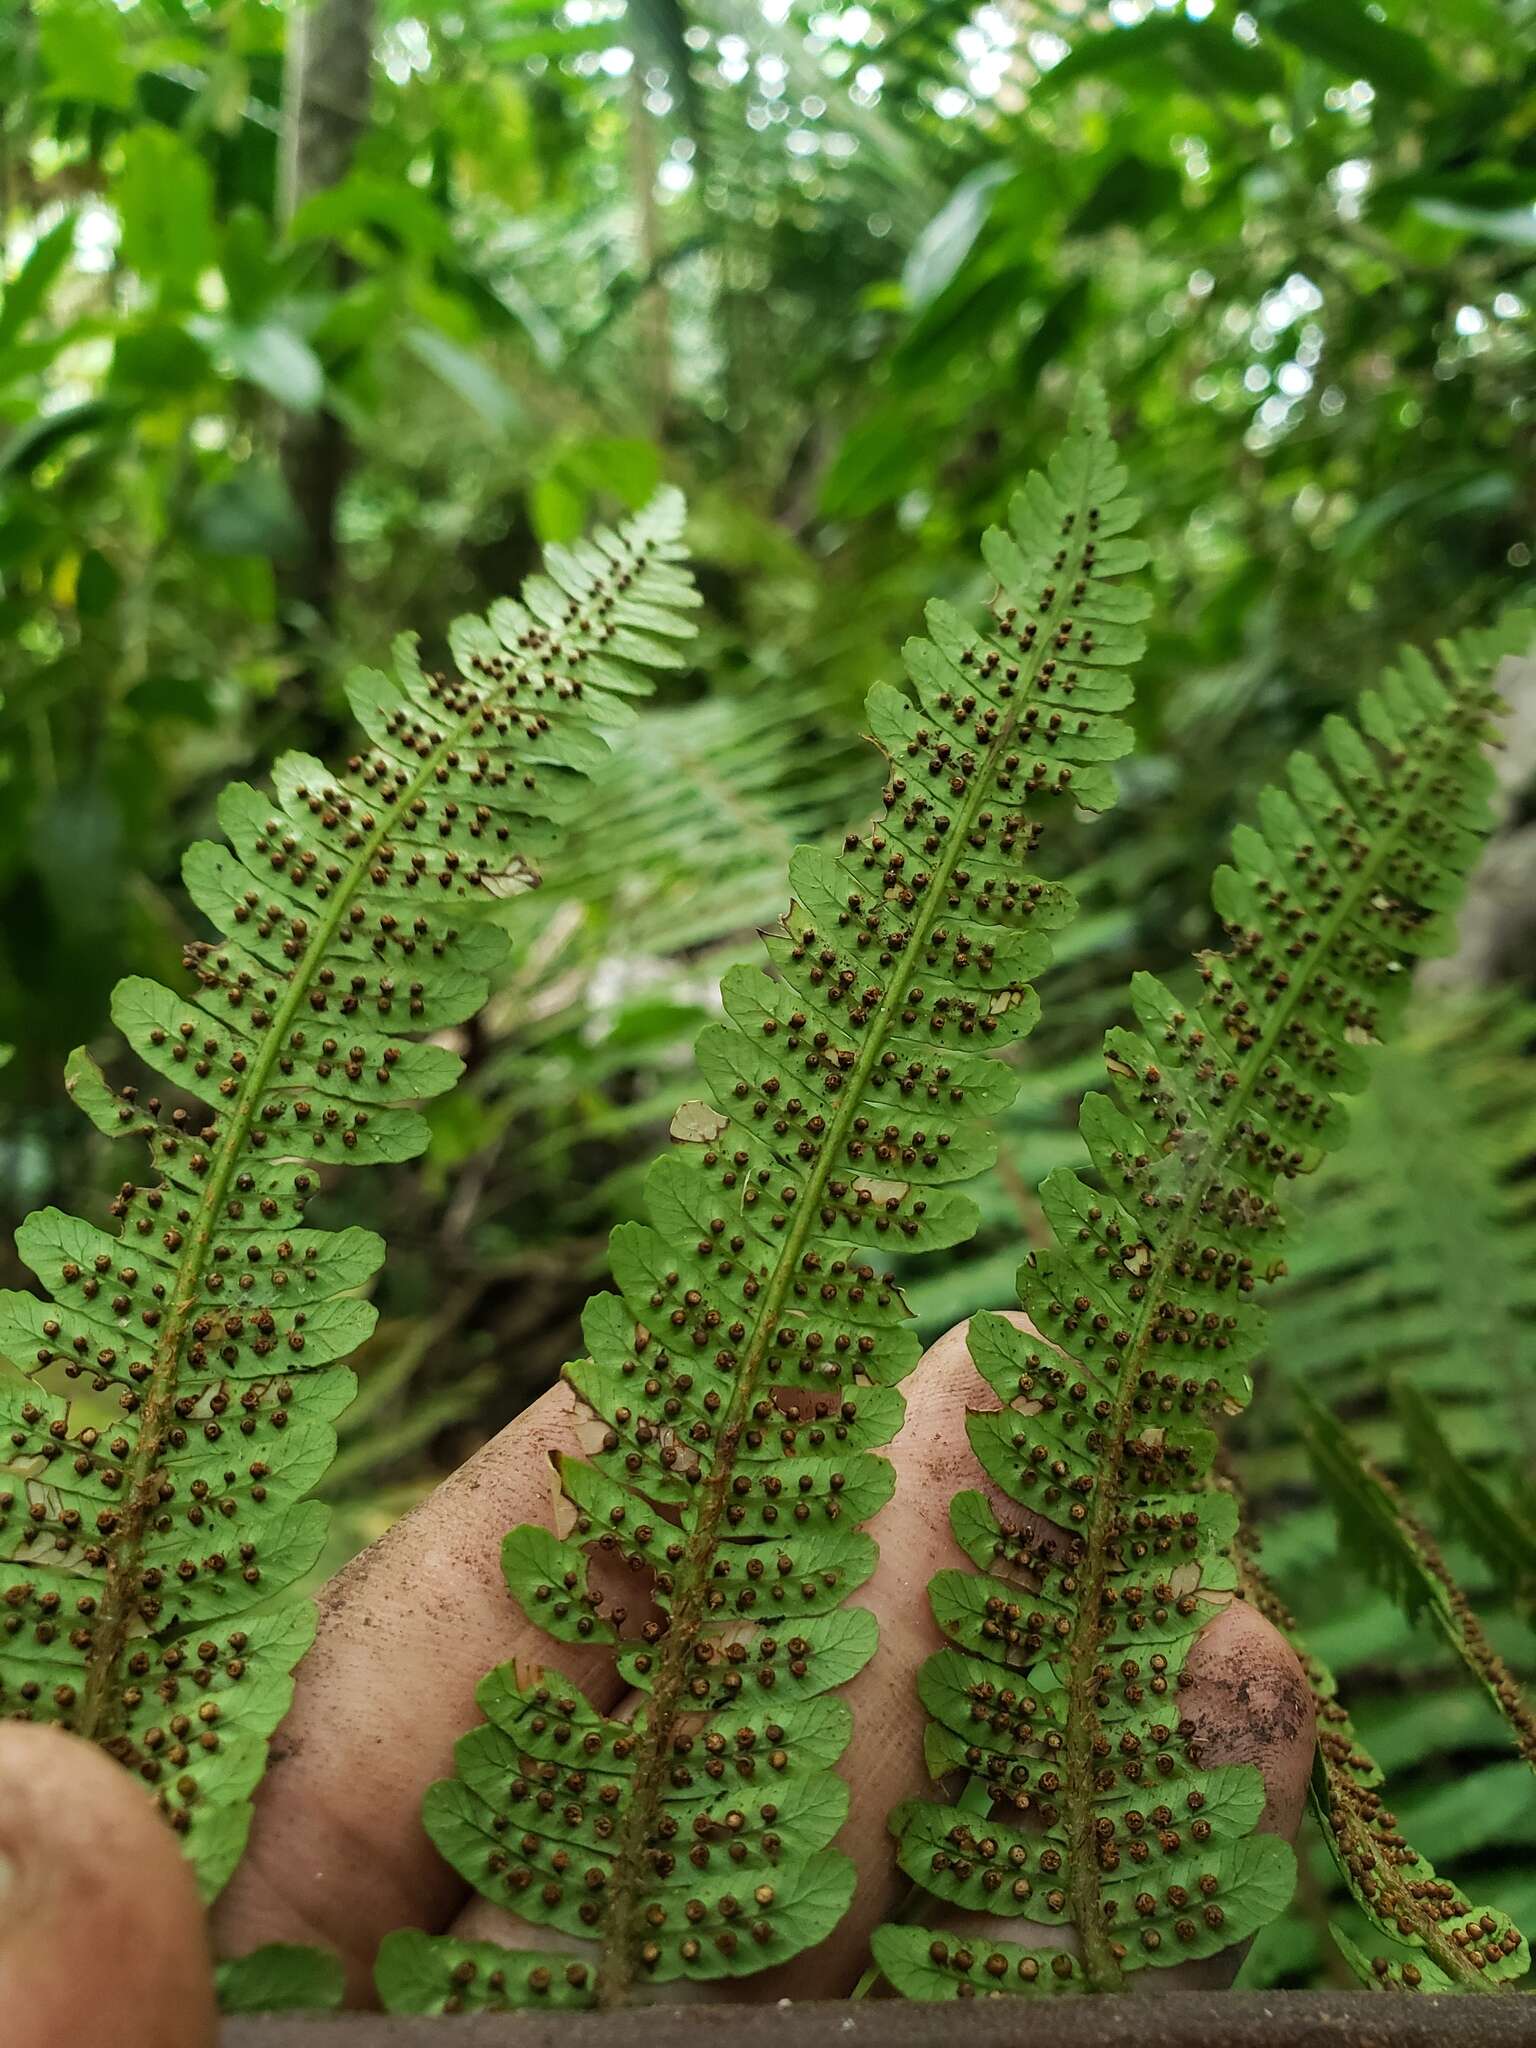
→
(1, 1315, 1315, 2044)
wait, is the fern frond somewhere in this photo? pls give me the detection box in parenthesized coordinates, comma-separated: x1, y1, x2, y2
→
(0, 491, 698, 1898)
(877, 612, 1533, 1998)
(1264, 1000, 1536, 1427)
(527, 690, 855, 958)
(1392, 1381, 1536, 1622)
(1241, 1551, 1529, 1992)
(376, 387, 1148, 2015)
(1298, 1390, 1536, 1774)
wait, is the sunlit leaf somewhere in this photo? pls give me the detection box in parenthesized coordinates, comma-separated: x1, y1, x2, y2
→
(904, 164, 1012, 311)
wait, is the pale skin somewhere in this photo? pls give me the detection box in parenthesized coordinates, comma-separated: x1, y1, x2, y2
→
(0, 1315, 1315, 2044)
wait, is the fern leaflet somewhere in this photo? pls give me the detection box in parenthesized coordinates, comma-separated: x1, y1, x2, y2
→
(875, 613, 1533, 1999)
(376, 388, 1148, 2014)
(0, 491, 698, 1899)
(1242, 1550, 1529, 1991)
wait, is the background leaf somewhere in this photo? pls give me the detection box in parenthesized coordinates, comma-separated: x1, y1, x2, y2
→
(115, 125, 216, 303)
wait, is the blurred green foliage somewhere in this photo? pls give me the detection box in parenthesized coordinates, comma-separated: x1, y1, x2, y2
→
(1, 0, 1533, 1986)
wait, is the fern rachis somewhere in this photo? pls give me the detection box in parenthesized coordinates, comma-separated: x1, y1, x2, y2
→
(1298, 1391, 1536, 1773)
(0, 492, 698, 1904)
(376, 388, 1150, 2014)
(1241, 1547, 1528, 1991)
(876, 613, 1536, 1999)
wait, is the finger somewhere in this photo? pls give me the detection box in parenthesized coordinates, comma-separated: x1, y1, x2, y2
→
(908, 1594, 1314, 1995)
(860, 1314, 1313, 1995)
(445, 1312, 1019, 1998)
(592, 1313, 1310, 1999)
(0, 1722, 215, 2048)
(211, 1380, 633, 2000)
(1147, 1594, 1313, 1991)
(739, 1312, 1022, 1994)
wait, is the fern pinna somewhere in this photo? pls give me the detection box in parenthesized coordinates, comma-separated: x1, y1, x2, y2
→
(873, 613, 1532, 2000)
(376, 389, 1148, 2014)
(1241, 1551, 1528, 1992)
(0, 491, 697, 1900)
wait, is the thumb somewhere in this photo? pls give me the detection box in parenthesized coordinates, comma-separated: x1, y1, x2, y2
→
(0, 1722, 216, 2048)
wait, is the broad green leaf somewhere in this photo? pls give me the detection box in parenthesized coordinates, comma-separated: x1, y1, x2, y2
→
(0, 399, 118, 479)
(289, 173, 451, 257)
(115, 125, 217, 303)
(0, 216, 76, 357)
(1069, 155, 1182, 235)
(37, 0, 134, 107)
(531, 469, 586, 542)
(216, 1944, 346, 2014)
(561, 436, 662, 508)
(186, 468, 305, 561)
(1266, 0, 1443, 100)
(1412, 198, 1536, 247)
(215, 320, 325, 411)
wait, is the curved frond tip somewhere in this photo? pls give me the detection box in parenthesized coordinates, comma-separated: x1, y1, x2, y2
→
(880, 610, 1533, 1997)
(0, 489, 698, 1898)
(380, 388, 1150, 2012)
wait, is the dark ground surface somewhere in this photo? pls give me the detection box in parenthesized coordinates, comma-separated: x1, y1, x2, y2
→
(225, 1991, 1536, 2047)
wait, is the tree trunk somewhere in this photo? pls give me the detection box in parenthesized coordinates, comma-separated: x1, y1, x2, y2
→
(277, 0, 376, 628)
(628, 73, 671, 441)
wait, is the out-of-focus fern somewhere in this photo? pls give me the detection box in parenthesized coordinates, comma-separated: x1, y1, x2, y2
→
(527, 690, 856, 959)
(1242, 1551, 1529, 1991)
(902, 894, 1138, 1340)
(1299, 1392, 1536, 1775)
(0, 491, 698, 1901)
(1232, 994, 1536, 1987)
(875, 613, 1535, 2000)
(460, 687, 860, 1234)
(1392, 1381, 1536, 1623)
(375, 387, 1148, 2014)
(1256, 1003, 1536, 1481)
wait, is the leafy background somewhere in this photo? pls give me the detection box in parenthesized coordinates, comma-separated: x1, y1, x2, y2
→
(1, 0, 1532, 1991)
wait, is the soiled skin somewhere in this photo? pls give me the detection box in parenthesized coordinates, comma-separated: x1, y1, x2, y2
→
(0, 1316, 1314, 2043)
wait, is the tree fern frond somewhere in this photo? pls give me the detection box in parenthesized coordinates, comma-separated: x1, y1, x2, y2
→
(1298, 1390, 1536, 1774)
(1241, 1551, 1529, 1993)
(0, 490, 699, 1899)
(877, 612, 1534, 1999)
(376, 386, 1149, 2015)
(1392, 1381, 1536, 1623)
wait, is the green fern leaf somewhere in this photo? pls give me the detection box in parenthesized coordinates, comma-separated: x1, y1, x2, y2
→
(1298, 1388, 1536, 1774)
(0, 490, 698, 1899)
(1242, 1551, 1528, 1992)
(377, 385, 1148, 2014)
(880, 611, 1534, 1998)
